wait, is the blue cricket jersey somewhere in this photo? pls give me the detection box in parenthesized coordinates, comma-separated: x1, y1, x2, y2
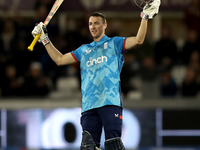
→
(71, 35, 127, 112)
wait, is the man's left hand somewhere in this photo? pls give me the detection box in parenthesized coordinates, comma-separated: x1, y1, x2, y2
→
(141, 0, 161, 20)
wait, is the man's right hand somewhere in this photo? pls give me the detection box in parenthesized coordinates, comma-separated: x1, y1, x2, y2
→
(141, 0, 161, 20)
(31, 22, 50, 46)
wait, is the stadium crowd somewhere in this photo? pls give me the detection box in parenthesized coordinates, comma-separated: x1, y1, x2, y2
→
(0, 0, 200, 99)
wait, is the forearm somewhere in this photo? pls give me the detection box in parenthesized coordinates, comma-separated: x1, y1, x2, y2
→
(136, 19, 148, 44)
(45, 42, 76, 66)
(45, 42, 64, 66)
(31, 23, 76, 66)
(125, 19, 148, 50)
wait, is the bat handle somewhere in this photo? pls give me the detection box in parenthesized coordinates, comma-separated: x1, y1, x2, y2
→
(27, 32, 42, 51)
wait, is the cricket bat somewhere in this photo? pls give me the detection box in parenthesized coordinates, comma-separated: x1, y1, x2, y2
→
(28, 0, 64, 51)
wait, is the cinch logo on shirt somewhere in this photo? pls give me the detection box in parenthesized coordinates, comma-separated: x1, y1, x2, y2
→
(86, 55, 108, 67)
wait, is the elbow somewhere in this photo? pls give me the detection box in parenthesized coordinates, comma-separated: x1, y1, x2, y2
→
(56, 63, 62, 66)
(55, 55, 65, 66)
(55, 61, 63, 66)
(54, 58, 63, 66)
(136, 35, 145, 45)
(137, 40, 144, 45)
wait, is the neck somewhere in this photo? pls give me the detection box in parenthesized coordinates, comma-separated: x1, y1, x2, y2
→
(94, 33, 105, 42)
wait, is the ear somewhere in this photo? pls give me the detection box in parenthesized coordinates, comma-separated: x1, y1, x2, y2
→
(104, 23, 107, 30)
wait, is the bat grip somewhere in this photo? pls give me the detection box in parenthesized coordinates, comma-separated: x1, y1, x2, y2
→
(27, 32, 42, 51)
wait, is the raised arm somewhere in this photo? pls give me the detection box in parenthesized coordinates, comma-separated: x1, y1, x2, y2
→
(125, 19, 148, 50)
(125, 0, 161, 50)
(31, 22, 77, 66)
(44, 42, 76, 66)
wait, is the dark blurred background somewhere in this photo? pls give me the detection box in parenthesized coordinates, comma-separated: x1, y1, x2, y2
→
(0, 0, 200, 100)
(0, 0, 200, 150)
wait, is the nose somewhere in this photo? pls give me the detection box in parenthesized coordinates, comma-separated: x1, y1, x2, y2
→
(90, 23, 95, 28)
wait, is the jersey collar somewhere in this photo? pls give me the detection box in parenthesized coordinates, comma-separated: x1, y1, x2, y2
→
(90, 35, 109, 46)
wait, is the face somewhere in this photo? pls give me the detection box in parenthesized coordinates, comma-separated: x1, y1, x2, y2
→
(89, 16, 107, 41)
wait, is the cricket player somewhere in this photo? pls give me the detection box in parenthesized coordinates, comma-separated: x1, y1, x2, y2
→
(31, 0, 160, 149)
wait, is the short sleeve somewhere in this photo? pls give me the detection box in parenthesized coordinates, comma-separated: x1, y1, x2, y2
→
(113, 36, 127, 54)
(71, 46, 83, 62)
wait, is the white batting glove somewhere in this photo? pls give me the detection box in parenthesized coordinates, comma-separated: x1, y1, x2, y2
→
(31, 22, 50, 46)
(141, 0, 161, 20)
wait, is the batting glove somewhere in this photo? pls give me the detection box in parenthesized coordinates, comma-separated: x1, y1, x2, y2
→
(141, 0, 161, 20)
(31, 22, 50, 46)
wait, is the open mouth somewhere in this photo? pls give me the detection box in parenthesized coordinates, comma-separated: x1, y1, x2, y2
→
(92, 30, 97, 34)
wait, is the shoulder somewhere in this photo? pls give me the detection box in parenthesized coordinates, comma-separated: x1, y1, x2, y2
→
(112, 36, 126, 45)
(113, 36, 126, 40)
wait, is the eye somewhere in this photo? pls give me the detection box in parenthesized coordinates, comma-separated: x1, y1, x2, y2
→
(95, 22, 99, 25)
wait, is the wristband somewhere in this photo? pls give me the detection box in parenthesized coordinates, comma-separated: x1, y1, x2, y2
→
(42, 36, 50, 46)
(141, 12, 149, 20)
